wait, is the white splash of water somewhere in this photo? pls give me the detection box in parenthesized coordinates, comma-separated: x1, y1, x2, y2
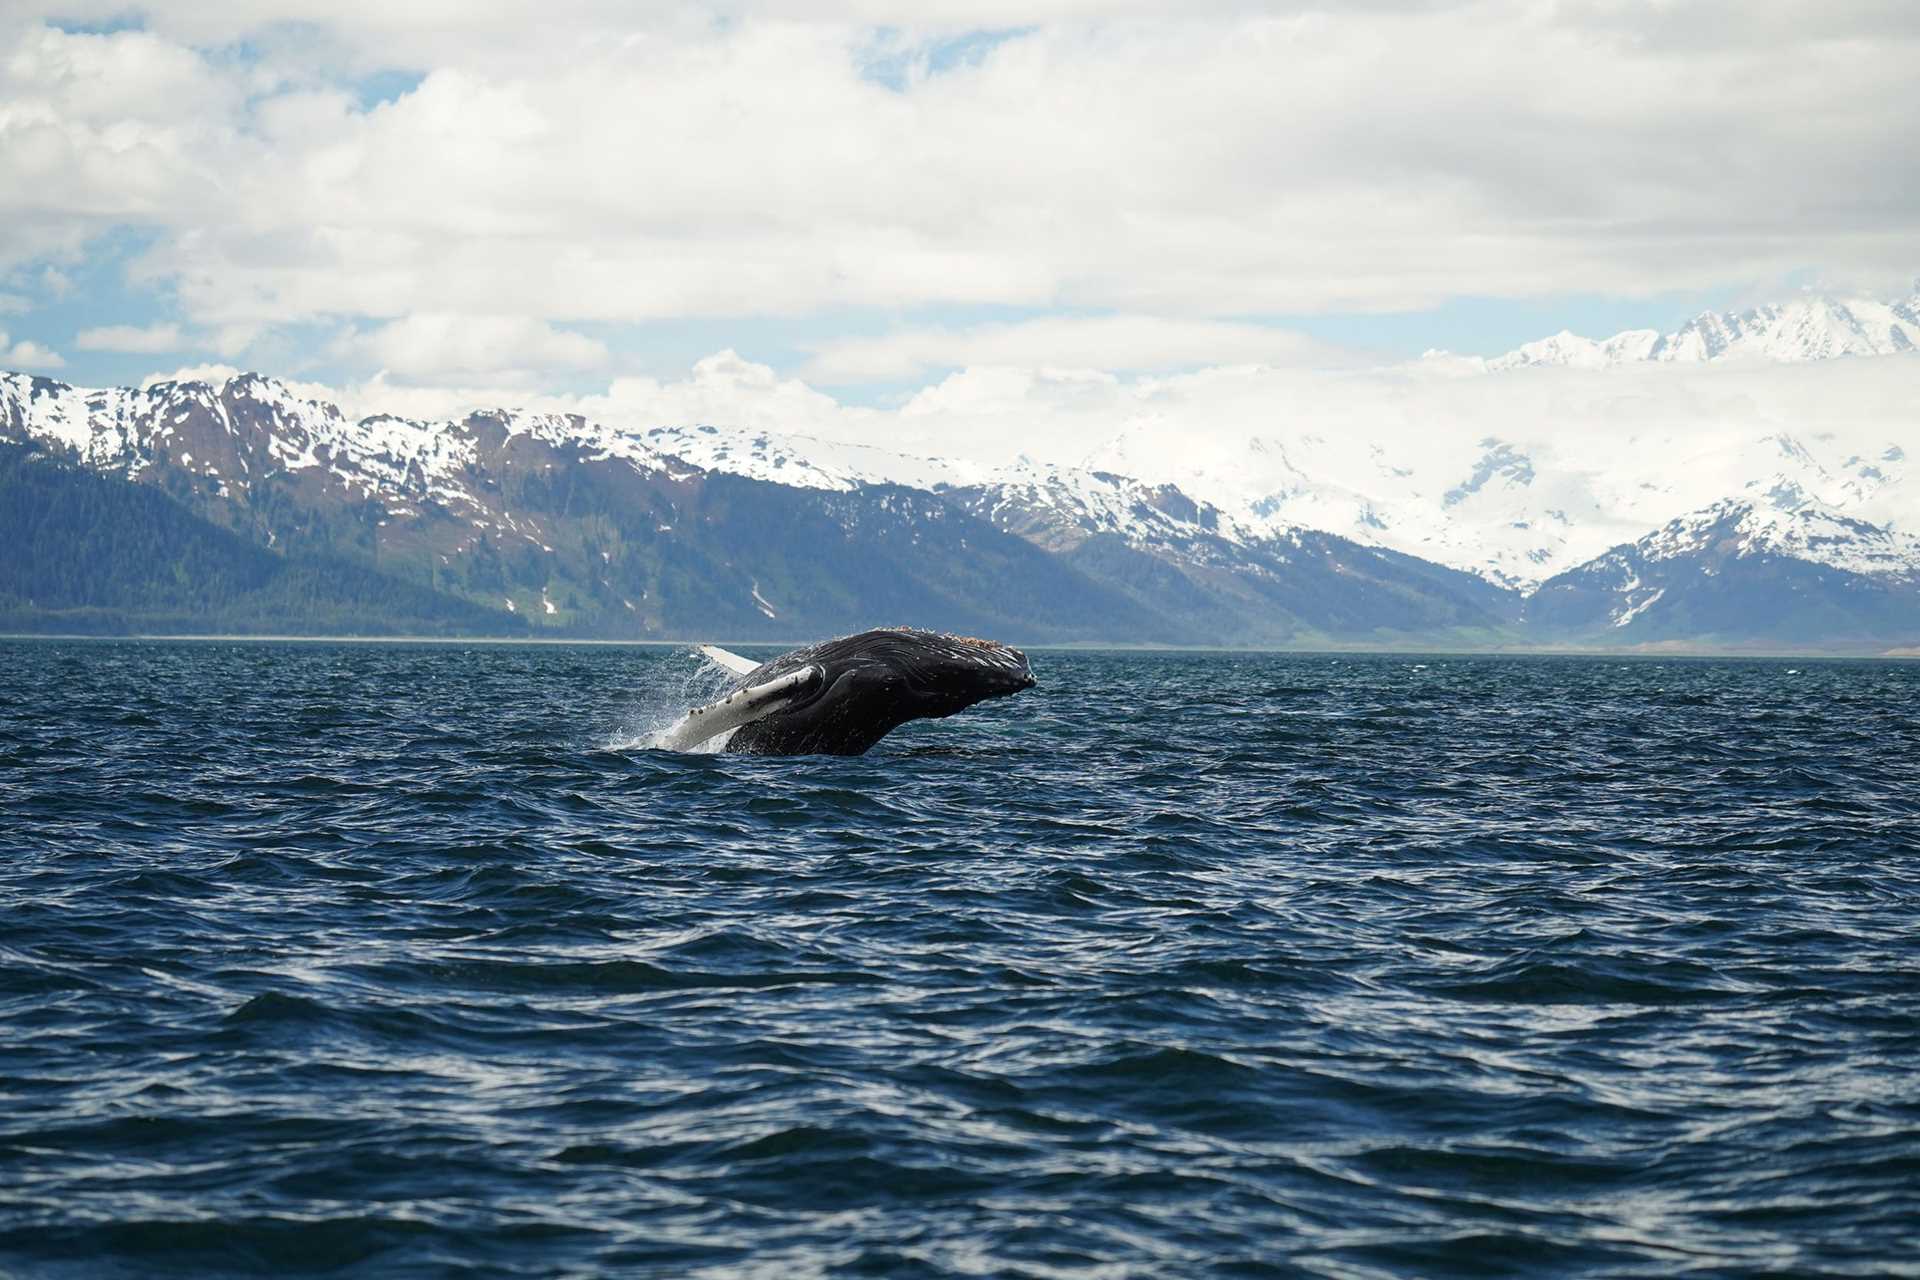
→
(605, 649, 741, 752)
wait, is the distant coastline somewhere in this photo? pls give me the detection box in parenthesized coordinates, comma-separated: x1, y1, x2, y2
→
(4, 631, 1916, 660)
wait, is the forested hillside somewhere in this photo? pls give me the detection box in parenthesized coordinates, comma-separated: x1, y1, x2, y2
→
(0, 444, 525, 636)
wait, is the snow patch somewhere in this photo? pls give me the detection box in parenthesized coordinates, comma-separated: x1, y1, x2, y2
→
(1612, 587, 1665, 627)
(750, 581, 778, 619)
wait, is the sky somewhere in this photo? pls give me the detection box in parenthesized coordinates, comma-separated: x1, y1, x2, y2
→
(2, 1, 1917, 447)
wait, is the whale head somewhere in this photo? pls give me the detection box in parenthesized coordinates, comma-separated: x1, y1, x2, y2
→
(724, 627, 1035, 755)
(869, 629, 1036, 713)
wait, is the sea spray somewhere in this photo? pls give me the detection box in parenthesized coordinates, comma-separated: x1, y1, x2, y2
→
(605, 646, 741, 752)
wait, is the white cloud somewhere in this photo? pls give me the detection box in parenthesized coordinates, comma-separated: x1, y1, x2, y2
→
(0, 292, 27, 313)
(140, 360, 237, 385)
(308, 349, 870, 435)
(0, 24, 242, 267)
(75, 322, 186, 353)
(1, 331, 65, 369)
(339, 314, 609, 384)
(140, 363, 241, 390)
(137, 362, 346, 410)
(802, 315, 1353, 383)
(207, 324, 261, 358)
(5, 4, 1919, 346)
(586, 350, 870, 435)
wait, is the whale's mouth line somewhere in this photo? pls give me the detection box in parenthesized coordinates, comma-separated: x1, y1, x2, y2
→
(776, 660, 1028, 716)
(877, 652, 1034, 700)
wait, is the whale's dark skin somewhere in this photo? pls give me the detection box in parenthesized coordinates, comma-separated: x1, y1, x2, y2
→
(723, 628, 1036, 756)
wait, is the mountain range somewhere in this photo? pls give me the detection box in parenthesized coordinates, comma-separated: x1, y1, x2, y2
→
(1478, 290, 1920, 370)
(3, 290, 1917, 651)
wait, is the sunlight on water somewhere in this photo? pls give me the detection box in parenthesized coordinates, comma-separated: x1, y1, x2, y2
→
(603, 647, 741, 752)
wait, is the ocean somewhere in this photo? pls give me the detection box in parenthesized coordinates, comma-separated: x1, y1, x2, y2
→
(2, 639, 1917, 1277)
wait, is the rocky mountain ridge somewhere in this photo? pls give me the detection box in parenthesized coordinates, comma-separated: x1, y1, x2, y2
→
(0, 370, 1510, 645)
(5, 362, 1918, 650)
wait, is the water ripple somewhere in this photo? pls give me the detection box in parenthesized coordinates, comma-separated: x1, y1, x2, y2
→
(2, 640, 1917, 1277)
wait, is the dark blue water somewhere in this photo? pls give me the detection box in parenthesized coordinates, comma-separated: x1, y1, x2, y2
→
(3, 640, 1918, 1278)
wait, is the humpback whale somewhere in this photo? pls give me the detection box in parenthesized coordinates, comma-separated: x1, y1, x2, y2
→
(661, 628, 1036, 755)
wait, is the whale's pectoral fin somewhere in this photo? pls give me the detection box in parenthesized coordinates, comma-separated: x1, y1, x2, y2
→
(696, 644, 761, 677)
(658, 664, 824, 751)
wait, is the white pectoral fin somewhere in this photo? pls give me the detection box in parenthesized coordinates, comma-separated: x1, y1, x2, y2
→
(658, 665, 823, 751)
(696, 644, 761, 677)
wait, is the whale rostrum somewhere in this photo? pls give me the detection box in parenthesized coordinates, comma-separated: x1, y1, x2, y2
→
(665, 627, 1036, 756)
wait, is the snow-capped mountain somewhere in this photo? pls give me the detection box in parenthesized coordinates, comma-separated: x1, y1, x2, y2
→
(946, 461, 1516, 643)
(1079, 280, 1919, 590)
(0, 369, 1162, 640)
(1088, 410, 1915, 594)
(1060, 288, 1914, 593)
(5, 334, 1918, 649)
(1634, 484, 1920, 581)
(1480, 291, 1920, 370)
(636, 423, 982, 493)
(952, 461, 1260, 554)
(1528, 489, 1920, 645)
(2, 368, 1510, 644)
(0, 369, 689, 527)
